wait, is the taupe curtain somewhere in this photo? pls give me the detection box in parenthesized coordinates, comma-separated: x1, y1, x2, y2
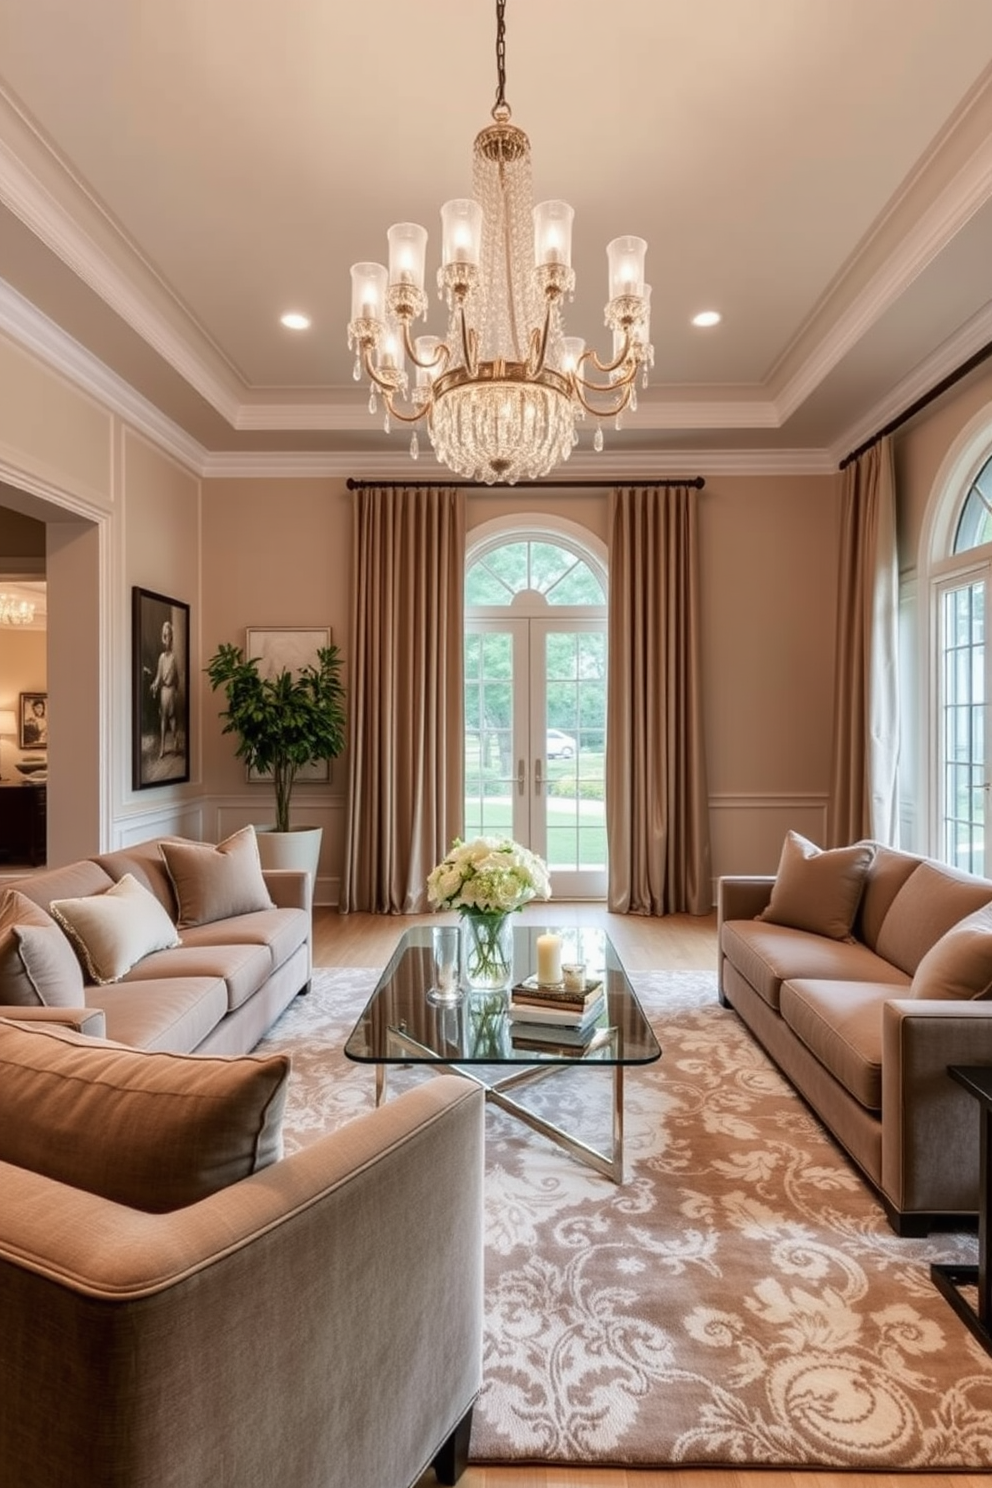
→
(341, 485, 465, 913)
(606, 484, 711, 915)
(827, 437, 899, 847)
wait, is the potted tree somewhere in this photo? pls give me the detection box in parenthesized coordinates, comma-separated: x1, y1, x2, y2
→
(204, 640, 346, 889)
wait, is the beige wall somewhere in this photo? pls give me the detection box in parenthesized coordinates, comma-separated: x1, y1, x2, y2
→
(0, 327, 872, 900)
(199, 477, 353, 902)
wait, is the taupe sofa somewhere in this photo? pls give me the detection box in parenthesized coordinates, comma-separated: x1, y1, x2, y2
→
(0, 831, 312, 1053)
(719, 836, 992, 1235)
(0, 1069, 485, 1488)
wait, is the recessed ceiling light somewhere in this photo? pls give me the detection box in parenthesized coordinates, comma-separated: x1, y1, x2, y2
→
(280, 312, 311, 331)
(692, 310, 721, 328)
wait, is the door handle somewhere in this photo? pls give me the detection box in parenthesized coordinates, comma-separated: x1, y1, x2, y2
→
(534, 758, 542, 794)
(517, 758, 525, 796)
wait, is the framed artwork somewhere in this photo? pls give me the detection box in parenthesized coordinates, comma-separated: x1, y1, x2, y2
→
(18, 692, 48, 750)
(132, 586, 190, 789)
(245, 626, 332, 784)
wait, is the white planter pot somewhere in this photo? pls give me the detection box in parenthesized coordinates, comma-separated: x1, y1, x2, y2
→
(255, 826, 322, 903)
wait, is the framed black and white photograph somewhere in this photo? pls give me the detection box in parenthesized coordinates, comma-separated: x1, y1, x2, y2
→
(132, 586, 190, 789)
(18, 692, 48, 750)
(245, 626, 332, 783)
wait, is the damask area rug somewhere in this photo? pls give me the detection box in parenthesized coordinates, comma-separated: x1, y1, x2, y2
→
(258, 968, 992, 1470)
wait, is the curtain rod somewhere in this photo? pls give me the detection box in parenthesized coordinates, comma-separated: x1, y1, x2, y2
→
(839, 337, 992, 470)
(346, 476, 705, 491)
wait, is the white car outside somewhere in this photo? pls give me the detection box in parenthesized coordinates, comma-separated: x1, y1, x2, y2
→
(546, 729, 576, 760)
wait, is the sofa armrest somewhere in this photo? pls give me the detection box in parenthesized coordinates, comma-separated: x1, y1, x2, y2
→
(717, 875, 775, 929)
(0, 1005, 107, 1038)
(881, 998, 992, 1217)
(0, 1074, 484, 1488)
(262, 867, 310, 912)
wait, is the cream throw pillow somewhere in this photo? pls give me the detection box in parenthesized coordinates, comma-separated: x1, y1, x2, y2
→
(0, 889, 85, 1007)
(758, 831, 875, 941)
(50, 873, 180, 984)
(910, 903, 992, 1000)
(0, 1018, 290, 1212)
(160, 825, 274, 929)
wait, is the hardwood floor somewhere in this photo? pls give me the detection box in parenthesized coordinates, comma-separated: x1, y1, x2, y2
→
(312, 905, 986, 1488)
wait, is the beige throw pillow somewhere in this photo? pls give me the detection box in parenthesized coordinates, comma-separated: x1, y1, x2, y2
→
(758, 831, 875, 941)
(50, 873, 180, 984)
(0, 889, 85, 1007)
(160, 825, 274, 929)
(910, 903, 992, 1000)
(0, 1018, 290, 1212)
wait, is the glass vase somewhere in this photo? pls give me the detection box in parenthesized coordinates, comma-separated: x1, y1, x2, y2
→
(460, 910, 514, 991)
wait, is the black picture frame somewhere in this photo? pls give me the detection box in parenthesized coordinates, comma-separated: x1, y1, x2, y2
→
(132, 586, 190, 789)
(18, 692, 48, 750)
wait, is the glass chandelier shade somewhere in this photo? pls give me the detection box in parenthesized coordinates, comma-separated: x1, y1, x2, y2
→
(347, 0, 652, 484)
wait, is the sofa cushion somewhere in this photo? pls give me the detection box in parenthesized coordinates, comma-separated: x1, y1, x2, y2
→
(779, 979, 893, 1111)
(160, 826, 274, 929)
(874, 860, 992, 976)
(721, 918, 909, 1013)
(855, 845, 923, 950)
(0, 890, 85, 1007)
(50, 874, 180, 985)
(909, 903, 992, 1000)
(0, 1017, 290, 1212)
(92, 976, 230, 1052)
(120, 941, 273, 1012)
(178, 907, 309, 973)
(94, 838, 182, 917)
(758, 831, 875, 941)
(8, 859, 115, 916)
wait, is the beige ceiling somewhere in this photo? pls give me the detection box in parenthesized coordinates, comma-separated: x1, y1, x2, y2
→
(0, 0, 991, 477)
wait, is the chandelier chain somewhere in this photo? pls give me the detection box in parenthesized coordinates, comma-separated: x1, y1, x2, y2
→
(493, 0, 509, 120)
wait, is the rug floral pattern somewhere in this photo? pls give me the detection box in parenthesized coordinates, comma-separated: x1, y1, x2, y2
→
(260, 968, 992, 1468)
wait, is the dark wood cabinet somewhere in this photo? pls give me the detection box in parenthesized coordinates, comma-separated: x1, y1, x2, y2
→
(0, 782, 46, 866)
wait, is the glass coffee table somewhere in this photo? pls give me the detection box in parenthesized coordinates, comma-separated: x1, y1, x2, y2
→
(344, 924, 661, 1183)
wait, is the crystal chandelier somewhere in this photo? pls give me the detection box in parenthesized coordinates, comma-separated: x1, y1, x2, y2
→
(0, 593, 34, 626)
(347, 0, 652, 486)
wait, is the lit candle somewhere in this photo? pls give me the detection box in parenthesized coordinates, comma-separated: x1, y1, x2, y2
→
(536, 933, 562, 987)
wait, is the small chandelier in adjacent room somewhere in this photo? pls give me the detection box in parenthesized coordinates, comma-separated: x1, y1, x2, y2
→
(0, 592, 34, 626)
(347, 0, 652, 485)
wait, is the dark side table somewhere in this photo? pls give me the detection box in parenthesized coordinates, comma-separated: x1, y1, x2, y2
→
(930, 1065, 992, 1355)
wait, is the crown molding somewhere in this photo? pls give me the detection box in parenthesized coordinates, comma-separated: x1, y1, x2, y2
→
(775, 129, 992, 425)
(829, 295, 992, 465)
(0, 278, 207, 476)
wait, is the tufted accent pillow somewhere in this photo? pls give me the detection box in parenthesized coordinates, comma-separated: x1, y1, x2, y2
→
(758, 830, 875, 941)
(50, 873, 180, 985)
(160, 826, 275, 929)
(910, 903, 992, 1000)
(0, 1018, 290, 1211)
(0, 889, 85, 1007)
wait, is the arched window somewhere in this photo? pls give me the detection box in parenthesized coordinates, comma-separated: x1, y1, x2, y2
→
(464, 518, 607, 899)
(923, 433, 992, 873)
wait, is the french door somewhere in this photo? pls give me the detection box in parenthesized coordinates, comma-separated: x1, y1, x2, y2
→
(464, 616, 607, 899)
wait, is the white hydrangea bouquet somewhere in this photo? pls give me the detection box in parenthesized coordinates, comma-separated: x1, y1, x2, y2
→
(428, 836, 551, 988)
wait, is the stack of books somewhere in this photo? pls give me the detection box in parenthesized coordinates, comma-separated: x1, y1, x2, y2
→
(508, 975, 606, 1051)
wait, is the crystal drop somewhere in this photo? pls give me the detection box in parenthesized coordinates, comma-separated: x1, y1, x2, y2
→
(410, 431, 419, 460)
(630, 387, 638, 413)
(384, 410, 391, 435)
(642, 366, 649, 389)
(352, 356, 361, 382)
(593, 425, 604, 453)
(615, 414, 623, 432)
(368, 389, 377, 415)
(572, 427, 579, 447)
